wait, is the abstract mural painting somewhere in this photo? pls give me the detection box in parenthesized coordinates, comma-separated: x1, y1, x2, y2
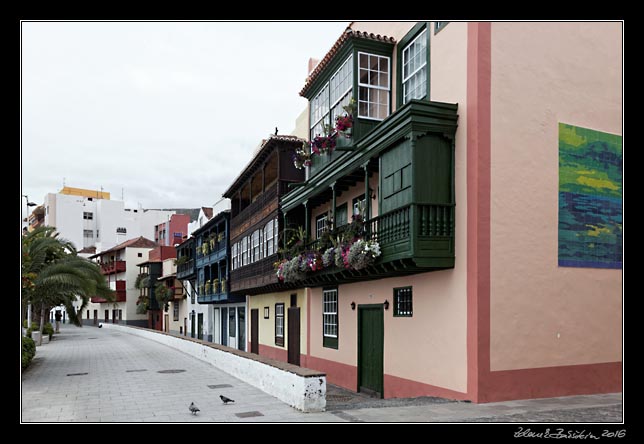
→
(558, 123, 622, 268)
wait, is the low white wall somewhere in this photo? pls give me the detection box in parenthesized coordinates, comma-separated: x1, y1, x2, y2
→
(102, 323, 326, 412)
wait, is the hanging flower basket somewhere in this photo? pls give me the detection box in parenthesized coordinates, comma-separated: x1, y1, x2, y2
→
(335, 115, 353, 138)
(292, 145, 312, 170)
(311, 135, 336, 155)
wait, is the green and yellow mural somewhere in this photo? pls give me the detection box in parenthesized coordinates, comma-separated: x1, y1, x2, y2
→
(558, 123, 622, 269)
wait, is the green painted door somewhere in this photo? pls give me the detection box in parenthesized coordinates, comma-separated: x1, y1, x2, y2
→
(358, 305, 384, 398)
(190, 313, 195, 338)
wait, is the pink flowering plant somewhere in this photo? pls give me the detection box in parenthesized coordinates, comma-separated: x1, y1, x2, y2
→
(311, 135, 336, 155)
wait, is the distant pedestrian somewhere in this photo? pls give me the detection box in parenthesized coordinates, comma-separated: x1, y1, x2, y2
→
(55, 311, 62, 333)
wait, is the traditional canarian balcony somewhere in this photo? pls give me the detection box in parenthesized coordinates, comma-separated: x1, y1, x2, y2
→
(100, 260, 126, 275)
(196, 241, 227, 268)
(197, 278, 244, 304)
(177, 259, 195, 280)
(92, 280, 126, 303)
(280, 100, 458, 286)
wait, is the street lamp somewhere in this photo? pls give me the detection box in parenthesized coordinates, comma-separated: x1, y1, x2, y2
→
(21, 194, 37, 327)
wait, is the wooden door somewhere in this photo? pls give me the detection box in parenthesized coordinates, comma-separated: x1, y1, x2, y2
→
(164, 314, 169, 333)
(287, 307, 301, 366)
(93, 310, 98, 326)
(250, 309, 259, 354)
(358, 305, 384, 398)
(197, 313, 203, 340)
(104, 310, 109, 323)
(190, 313, 195, 338)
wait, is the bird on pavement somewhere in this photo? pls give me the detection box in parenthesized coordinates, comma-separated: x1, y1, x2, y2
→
(220, 395, 235, 404)
(98, 323, 102, 328)
(189, 402, 200, 415)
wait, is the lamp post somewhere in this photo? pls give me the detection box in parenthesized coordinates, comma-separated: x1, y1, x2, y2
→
(22, 194, 37, 232)
(21, 195, 37, 327)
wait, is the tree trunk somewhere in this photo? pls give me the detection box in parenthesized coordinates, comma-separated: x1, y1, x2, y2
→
(38, 304, 45, 346)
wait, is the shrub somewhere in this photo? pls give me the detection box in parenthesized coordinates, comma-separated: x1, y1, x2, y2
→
(25, 321, 38, 338)
(22, 336, 36, 368)
(43, 322, 54, 340)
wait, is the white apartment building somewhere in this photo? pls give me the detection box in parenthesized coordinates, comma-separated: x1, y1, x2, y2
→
(43, 187, 175, 253)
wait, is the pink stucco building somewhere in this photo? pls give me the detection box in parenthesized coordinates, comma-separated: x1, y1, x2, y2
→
(241, 21, 622, 403)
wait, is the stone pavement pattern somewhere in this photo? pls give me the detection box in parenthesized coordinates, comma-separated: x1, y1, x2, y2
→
(21, 325, 341, 422)
(21, 325, 623, 423)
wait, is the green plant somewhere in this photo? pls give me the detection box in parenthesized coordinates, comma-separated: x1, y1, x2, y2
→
(43, 322, 54, 340)
(135, 273, 149, 290)
(25, 321, 39, 338)
(22, 336, 36, 368)
(176, 256, 189, 265)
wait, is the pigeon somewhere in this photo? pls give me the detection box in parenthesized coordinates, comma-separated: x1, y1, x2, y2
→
(189, 402, 200, 415)
(98, 323, 103, 328)
(220, 395, 235, 404)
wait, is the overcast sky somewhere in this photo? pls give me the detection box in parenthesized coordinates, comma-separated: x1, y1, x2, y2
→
(21, 21, 349, 217)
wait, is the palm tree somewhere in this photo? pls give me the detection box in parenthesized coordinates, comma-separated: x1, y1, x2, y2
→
(22, 226, 114, 345)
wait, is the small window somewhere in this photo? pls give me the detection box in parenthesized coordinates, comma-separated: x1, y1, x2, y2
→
(83, 229, 94, 238)
(137, 252, 143, 257)
(394, 287, 413, 317)
(316, 213, 328, 239)
(323, 288, 338, 349)
(96, 230, 99, 239)
(83, 212, 93, 220)
(264, 306, 270, 319)
(87, 197, 93, 201)
(434, 22, 449, 34)
(275, 303, 284, 347)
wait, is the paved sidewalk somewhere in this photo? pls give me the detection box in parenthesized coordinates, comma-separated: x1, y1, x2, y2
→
(21, 325, 623, 423)
(21, 324, 340, 422)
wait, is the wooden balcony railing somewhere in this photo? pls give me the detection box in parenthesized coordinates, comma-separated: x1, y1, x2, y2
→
(100, 260, 126, 275)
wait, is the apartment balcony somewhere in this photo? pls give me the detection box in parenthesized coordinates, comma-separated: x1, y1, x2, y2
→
(196, 244, 227, 268)
(280, 203, 454, 287)
(100, 260, 126, 275)
(177, 259, 196, 280)
(197, 279, 244, 304)
(92, 280, 126, 303)
(229, 254, 281, 295)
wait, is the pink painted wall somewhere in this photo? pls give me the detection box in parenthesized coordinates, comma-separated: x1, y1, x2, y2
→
(305, 21, 471, 395)
(489, 22, 622, 371)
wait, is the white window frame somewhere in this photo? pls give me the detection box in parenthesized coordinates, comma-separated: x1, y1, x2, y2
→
(402, 29, 428, 104)
(275, 303, 284, 339)
(310, 84, 330, 140)
(323, 289, 338, 338)
(316, 213, 328, 240)
(329, 55, 354, 124)
(264, 219, 275, 257)
(241, 237, 248, 266)
(357, 52, 391, 121)
(252, 229, 261, 263)
(231, 242, 238, 270)
(83, 229, 94, 238)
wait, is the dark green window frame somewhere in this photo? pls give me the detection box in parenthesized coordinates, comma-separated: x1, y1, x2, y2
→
(393, 286, 413, 317)
(396, 22, 431, 109)
(434, 22, 449, 34)
(322, 287, 339, 349)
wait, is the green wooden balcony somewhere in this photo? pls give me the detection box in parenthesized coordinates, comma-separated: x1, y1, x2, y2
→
(279, 203, 454, 287)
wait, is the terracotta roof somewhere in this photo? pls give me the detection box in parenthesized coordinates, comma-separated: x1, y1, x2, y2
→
(300, 28, 396, 97)
(89, 236, 157, 258)
(222, 135, 306, 197)
(202, 207, 213, 220)
(78, 246, 96, 254)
